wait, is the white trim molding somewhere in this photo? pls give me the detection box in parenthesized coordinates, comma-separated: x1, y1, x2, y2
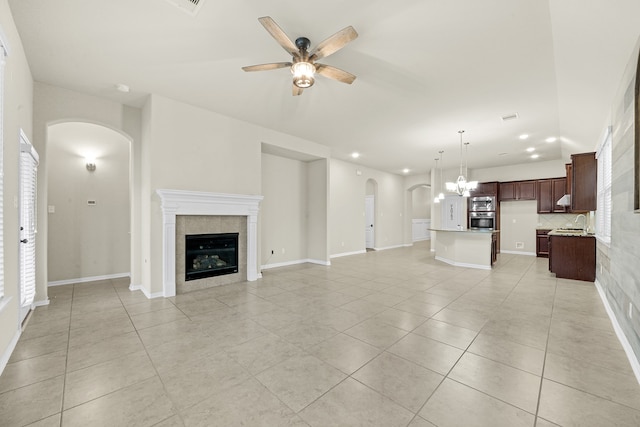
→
(48, 272, 130, 287)
(594, 279, 640, 385)
(261, 258, 331, 271)
(156, 190, 263, 298)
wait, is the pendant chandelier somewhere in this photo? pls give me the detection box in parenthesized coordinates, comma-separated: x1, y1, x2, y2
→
(445, 130, 478, 197)
(433, 156, 441, 203)
(433, 150, 445, 203)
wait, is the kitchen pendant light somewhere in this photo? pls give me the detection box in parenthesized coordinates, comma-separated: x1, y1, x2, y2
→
(446, 130, 478, 197)
(433, 156, 441, 203)
(438, 150, 445, 200)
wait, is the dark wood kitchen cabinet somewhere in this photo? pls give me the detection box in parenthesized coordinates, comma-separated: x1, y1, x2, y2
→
(549, 235, 596, 281)
(469, 181, 499, 197)
(537, 178, 567, 213)
(536, 229, 552, 257)
(499, 180, 536, 201)
(571, 152, 597, 212)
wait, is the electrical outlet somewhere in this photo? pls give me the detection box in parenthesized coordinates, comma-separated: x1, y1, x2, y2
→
(515, 242, 524, 249)
(281, 248, 285, 254)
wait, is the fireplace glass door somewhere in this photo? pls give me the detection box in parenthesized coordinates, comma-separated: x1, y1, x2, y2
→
(185, 232, 239, 281)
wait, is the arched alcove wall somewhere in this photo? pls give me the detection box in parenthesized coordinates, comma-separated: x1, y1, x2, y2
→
(47, 122, 131, 283)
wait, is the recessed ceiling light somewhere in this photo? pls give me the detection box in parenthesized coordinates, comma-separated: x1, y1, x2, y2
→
(545, 137, 557, 143)
(403, 168, 410, 174)
(351, 152, 360, 159)
(526, 147, 535, 152)
(115, 83, 130, 93)
(531, 154, 540, 159)
(519, 134, 529, 140)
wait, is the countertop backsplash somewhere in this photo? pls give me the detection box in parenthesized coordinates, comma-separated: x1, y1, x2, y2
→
(537, 212, 594, 230)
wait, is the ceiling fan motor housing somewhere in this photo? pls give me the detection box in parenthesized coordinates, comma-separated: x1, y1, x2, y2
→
(295, 37, 311, 51)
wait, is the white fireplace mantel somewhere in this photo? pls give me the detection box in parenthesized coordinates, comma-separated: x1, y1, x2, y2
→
(156, 189, 263, 297)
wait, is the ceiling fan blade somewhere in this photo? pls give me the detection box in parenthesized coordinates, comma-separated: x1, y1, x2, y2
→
(242, 62, 292, 72)
(292, 85, 304, 96)
(309, 26, 358, 61)
(258, 16, 299, 57)
(315, 64, 357, 84)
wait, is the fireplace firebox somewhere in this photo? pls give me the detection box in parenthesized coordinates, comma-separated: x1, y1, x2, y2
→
(185, 233, 239, 281)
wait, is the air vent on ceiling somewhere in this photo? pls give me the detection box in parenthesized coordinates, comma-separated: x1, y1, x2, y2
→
(165, 0, 203, 15)
(501, 113, 519, 122)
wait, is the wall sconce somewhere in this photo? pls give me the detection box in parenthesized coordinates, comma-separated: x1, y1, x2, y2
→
(85, 158, 96, 172)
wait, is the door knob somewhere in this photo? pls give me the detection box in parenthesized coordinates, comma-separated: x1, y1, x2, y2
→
(20, 239, 28, 243)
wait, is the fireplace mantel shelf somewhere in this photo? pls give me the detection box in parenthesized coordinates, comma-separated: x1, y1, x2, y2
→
(156, 190, 263, 297)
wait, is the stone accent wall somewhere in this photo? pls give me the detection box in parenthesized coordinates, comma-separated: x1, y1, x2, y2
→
(597, 40, 640, 363)
(175, 215, 247, 294)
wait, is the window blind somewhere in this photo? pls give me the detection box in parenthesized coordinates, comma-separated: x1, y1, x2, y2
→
(19, 134, 38, 309)
(596, 127, 612, 244)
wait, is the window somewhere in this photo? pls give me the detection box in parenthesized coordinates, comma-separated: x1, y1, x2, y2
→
(596, 126, 612, 245)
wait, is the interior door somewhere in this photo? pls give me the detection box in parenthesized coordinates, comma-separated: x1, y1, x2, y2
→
(19, 131, 39, 324)
(365, 195, 374, 248)
(441, 195, 463, 230)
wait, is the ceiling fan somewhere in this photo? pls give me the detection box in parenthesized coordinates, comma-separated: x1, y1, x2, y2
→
(242, 16, 358, 96)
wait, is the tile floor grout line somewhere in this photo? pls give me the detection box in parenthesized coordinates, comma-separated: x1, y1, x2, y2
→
(525, 260, 558, 427)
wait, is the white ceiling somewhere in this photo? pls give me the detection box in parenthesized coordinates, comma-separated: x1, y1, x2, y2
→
(8, 0, 640, 175)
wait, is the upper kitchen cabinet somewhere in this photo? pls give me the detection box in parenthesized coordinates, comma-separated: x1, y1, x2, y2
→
(499, 180, 537, 201)
(537, 178, 567, 213)
(571, 152, 597, 212)
(469, 181, 499, 197)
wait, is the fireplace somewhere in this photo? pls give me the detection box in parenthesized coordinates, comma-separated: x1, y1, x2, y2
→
(156, 190, 263, 297)
(185, 233, 239, 281)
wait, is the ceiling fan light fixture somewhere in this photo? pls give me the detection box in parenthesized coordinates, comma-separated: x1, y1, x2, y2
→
(292, 62, 316, 88)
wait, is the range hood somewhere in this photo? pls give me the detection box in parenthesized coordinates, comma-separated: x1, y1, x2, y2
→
(556, 194, 571, 207)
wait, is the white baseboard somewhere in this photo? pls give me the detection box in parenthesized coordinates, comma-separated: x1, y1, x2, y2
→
(48, 272, 131, 287)
(373, 244, 406, 251)
(33, 299, 49, 307)
(435, 256, 491, 270)
(330, 250, 366, 259)
(261, 258, 330, 270)
(128, 283, 164, 299)
(500, 250, 536, 256)
(412, 237, 431, 242)
(594, 279, 640, 385)
(0, 329, 21, 377)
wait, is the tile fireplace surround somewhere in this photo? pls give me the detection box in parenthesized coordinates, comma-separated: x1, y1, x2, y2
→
(156, 190, 264, 297)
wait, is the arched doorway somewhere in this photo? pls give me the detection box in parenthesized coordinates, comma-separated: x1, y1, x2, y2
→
(46, 122, 131, 285)
(407, 184, 432, 242)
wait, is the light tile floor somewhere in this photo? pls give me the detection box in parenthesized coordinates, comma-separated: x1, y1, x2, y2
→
(2, 242, 640, 426)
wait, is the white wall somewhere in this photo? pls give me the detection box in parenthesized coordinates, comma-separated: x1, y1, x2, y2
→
(0, 0, 35, 370)
(329, 159, 405, 255)
(261, 153, 308, 266)
(499, 201, 538, 254)
(471, 159, 567, 182)
(33, 83, 142, 297)
(47, 123, 130, 282)
(307, 159, 329, 263)
(411, 186, 430, 219)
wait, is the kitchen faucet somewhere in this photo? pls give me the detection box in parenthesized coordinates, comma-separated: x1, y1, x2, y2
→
(575, 214, 587, 232)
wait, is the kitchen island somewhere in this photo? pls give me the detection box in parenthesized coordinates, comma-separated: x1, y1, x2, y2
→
(430, 229, 498, 270)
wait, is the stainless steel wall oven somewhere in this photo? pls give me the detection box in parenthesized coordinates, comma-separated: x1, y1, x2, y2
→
(469, 211, 495, 230)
